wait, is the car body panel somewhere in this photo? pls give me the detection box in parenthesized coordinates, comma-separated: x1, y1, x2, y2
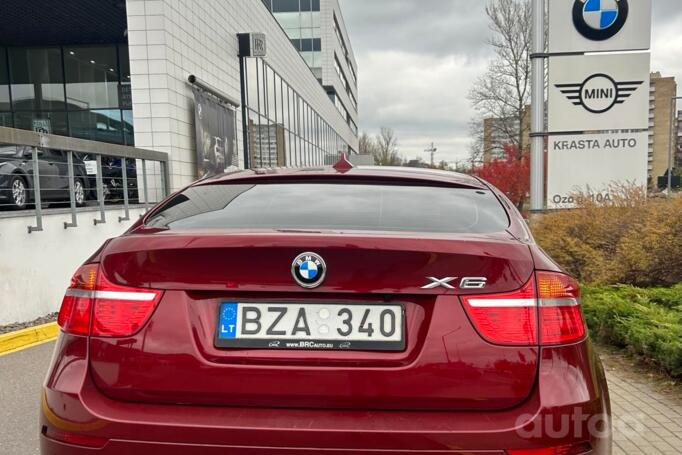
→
(100, 232, 533, 294)
(42, 333, 610, 454)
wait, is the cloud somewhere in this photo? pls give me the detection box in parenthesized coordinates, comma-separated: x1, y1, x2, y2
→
(358, 50, 486, 163)
(341, 0, 682, 165)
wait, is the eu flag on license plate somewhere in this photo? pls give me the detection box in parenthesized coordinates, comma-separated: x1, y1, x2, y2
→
(219, 303, 239, 339)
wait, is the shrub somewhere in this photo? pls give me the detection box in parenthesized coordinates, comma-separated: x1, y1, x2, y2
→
(531, 187, 682, 286)
(583, 286, 682, 378)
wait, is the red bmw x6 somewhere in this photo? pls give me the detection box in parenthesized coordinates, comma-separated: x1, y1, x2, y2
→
(42, 160, 611, 455)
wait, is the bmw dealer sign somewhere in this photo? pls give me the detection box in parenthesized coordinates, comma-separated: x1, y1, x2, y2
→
(548, 53, 650, 132)
(549, 0, 651, 53)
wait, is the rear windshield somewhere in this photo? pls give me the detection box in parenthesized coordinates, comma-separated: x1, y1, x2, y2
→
(145, 183, 510, 234)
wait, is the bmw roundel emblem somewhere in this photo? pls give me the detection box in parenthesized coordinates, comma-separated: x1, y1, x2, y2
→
(292, 252, 327, 289)
(573, 0, 628, 41)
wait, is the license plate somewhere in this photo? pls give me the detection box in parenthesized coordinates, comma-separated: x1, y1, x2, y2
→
(215, 302, 405, 351)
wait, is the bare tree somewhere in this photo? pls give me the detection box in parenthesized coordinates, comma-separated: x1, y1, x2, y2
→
(468, 0, 531, 161)
(358, 132, 377, 156)
(467, 117, 487, 167)
(373, 127, 402, 166)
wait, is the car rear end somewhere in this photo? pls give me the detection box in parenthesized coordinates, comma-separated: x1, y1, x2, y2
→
(40, 169, 611, 455)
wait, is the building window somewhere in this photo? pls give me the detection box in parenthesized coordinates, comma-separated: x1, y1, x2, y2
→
(333, 14, 349, 60)
(68, 109, 124, 144)
(3, 45, 133, 146)
(0, 112, 12, 127)
(9, 47, 65, 112)
(334, 55, 348, 92)
(0, 48, 10, 113)
(13, 111, 68, 136)
(272, 0, 299, 12)
(271, 0, 322, 76)
(65, 46, 120, 110)
(349, 91, 357, 111)
(242, 57, 349, 168)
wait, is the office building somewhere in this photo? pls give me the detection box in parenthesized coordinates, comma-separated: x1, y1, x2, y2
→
(263, 0, 359, 139)
(482, 106, 530, 162)
(648, 72, 678, 185)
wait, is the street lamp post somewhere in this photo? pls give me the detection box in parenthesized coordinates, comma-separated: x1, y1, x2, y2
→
(668, 96, 682, 197)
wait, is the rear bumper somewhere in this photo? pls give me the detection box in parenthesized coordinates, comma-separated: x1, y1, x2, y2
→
(40, 336, 612, 454)
(41, 439, 506, 454)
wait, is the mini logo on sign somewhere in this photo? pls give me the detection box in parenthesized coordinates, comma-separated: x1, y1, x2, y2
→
(555, 73, 643, 114)
(573, 0, 629, 41)
(292, 252, 326, 289)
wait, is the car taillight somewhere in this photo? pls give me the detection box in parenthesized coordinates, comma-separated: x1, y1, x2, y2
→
(44, 428, 109, 449)
(537, 271, 585, 345)
(507, 441, 592, 454)
(461, 278, 538, 345)
(461, 271, 586, 346)
(58, 264, 162, 337)
(58, 264, 98, 336)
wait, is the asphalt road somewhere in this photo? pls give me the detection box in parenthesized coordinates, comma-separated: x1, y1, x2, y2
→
(0, 341, 54, 455)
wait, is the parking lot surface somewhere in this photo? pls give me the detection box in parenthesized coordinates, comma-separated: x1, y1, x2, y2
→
(0, 341, 52, 455)
(1, 341, 680, 455)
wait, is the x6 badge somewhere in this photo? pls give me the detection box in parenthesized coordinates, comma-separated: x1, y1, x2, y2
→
(421, 277, 488, 290)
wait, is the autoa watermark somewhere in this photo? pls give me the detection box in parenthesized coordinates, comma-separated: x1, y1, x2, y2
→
(515, 408, 646, 439)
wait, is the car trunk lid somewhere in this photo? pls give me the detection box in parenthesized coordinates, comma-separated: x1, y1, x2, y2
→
(88, 231, 539, 411)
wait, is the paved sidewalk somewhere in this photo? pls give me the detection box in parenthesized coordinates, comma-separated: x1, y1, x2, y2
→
(602, 349, 682, 454)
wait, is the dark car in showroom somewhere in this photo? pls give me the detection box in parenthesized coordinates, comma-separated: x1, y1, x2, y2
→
(0, 145, 89, 210)
(45, 158, 611, 454)
(81, 155, 139, 204)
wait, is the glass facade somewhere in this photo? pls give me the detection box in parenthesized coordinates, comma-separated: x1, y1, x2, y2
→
(263, 0, 322, 80)
(0, 45, 133, 145)
(243, 57, 350, 168)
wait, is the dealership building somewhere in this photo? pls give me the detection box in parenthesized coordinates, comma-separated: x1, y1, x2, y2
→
(0, 0, 359, 190)
(0, 0, 359, 325)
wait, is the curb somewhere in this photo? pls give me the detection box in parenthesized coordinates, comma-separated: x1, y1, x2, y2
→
(0, 322, 59, 357)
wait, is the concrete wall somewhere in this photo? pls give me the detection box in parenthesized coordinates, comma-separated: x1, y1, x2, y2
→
(126, 0, 358, 192)
(0, 207, 146, 325)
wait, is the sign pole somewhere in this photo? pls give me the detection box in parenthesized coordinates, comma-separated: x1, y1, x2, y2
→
(530, 0, 545, 212)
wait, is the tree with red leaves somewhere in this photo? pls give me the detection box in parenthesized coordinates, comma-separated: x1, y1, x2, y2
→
(473, 144, 530, 209)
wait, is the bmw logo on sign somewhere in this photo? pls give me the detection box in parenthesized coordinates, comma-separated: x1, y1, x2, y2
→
(292, 252, 327, 288)
(573, 0, 629, 41)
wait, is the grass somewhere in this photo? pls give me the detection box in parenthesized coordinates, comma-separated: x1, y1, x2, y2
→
(582, 285, 682, 378)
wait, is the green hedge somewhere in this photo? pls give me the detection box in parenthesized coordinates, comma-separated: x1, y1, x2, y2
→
(582, 286, 682, 378)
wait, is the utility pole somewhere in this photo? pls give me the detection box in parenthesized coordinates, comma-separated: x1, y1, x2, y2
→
(530, 0, 545, 212)
(424, 142, 437, 167)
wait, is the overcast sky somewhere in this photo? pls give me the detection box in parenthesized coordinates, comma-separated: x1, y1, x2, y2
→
(340, 0, 682, 165)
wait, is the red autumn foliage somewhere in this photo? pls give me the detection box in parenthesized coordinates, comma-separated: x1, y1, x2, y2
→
(473, 144, 530, 207)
